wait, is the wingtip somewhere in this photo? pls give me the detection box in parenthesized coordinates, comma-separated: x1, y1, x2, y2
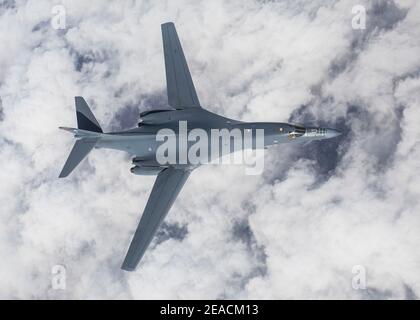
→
(121, 264, 135, 272)
(58, 170, 68, 178)
(161, 22, 175, 28)
(121, 257, 138, 271)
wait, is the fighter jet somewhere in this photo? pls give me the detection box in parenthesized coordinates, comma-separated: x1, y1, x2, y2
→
(59, 22, 341, 271)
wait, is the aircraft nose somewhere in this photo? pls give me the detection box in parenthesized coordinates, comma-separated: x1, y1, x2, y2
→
(325, 128, 342, 138)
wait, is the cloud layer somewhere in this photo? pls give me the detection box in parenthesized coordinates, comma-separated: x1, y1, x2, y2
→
(0, 0, 420, 299)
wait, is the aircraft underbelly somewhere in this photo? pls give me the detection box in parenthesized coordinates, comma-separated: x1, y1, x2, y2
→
(96, 132, 273, 164)
(96, 135, 158, 157)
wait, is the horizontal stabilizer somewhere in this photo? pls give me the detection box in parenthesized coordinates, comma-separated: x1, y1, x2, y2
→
(59, 138, 98, 178)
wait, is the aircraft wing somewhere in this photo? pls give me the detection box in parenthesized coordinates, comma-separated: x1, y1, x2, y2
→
(121, 167, 191, 271)
(161, 22, 201, 109)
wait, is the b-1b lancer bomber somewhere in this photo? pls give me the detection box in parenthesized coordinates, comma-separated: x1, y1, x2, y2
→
(59, 22, 341, 271)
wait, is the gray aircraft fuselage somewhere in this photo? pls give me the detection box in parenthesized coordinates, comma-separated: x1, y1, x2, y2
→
(96, 108, 340, 174)
(94, 107, 340, 171)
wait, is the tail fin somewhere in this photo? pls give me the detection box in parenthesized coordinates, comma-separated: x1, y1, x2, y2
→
(58, 97, 102, 178)
(75, 96, 102, 133)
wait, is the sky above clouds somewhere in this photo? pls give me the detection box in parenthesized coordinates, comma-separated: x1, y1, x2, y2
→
(0, 0, 420, 299)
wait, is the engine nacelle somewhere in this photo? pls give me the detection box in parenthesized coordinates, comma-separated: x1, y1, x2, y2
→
(130, 166, 163, 176)
(139, 109, 174, 125)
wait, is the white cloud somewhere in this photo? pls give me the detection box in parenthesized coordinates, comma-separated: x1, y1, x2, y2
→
(0, 0, 420, 299)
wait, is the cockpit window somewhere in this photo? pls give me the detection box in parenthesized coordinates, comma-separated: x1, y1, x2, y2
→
(288, 125, 306, 139)
(294, 126, 306, 134)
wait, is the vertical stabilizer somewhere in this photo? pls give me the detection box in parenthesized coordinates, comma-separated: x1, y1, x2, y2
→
(75, 96, 103, 133)
(59, 97, 103, 178)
